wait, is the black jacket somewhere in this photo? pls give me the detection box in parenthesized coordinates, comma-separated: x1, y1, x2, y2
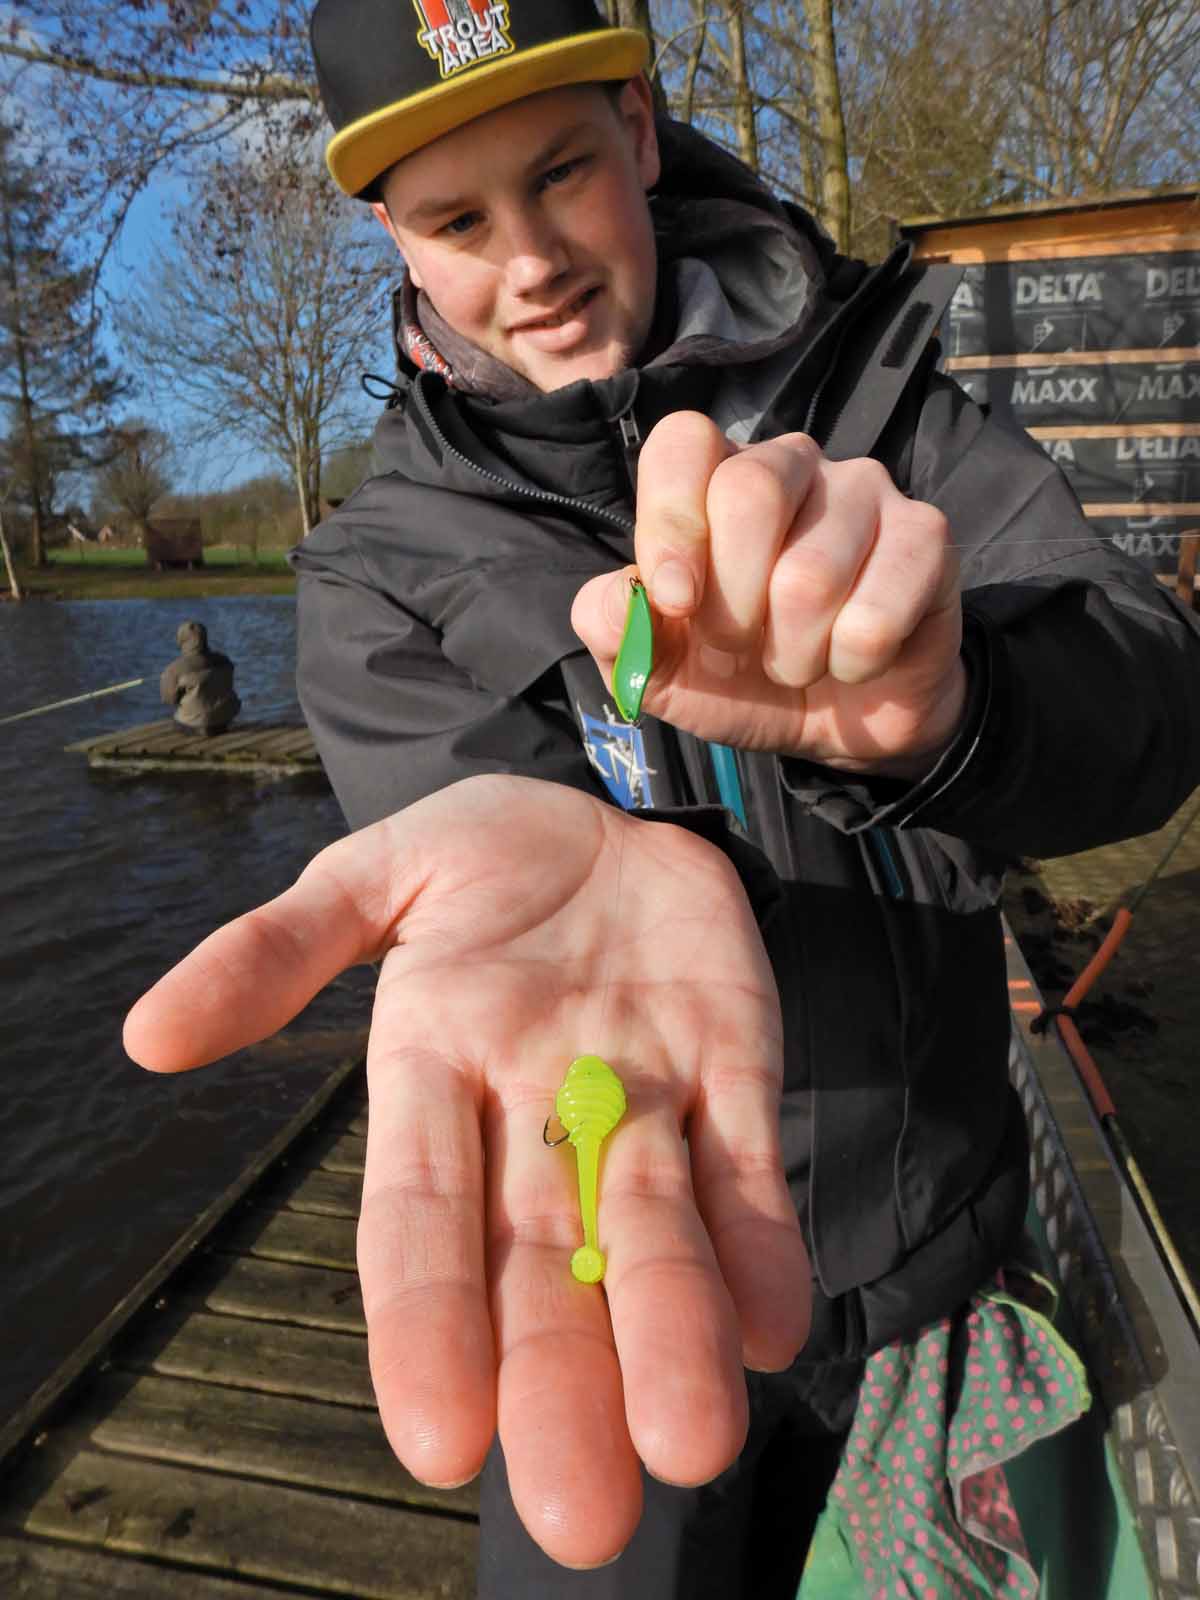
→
(290, 125, 1200, 1361)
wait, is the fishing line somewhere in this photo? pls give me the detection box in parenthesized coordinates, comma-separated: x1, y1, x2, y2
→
(592, 808, 629, 1065)
(943, 535, 1200, 548)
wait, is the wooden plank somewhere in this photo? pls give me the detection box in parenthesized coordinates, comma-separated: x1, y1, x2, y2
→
(2, 1448, 477, 1600)
(116, 1308, 374, 1407)
(908, 206, 1200, 260)
(221, 1209, 358, 1271)
(84, 753, 320, 777)
(251, 727, 318, 757)
(921, 231, 1200, 263)
(65, 721, 175, 754)
(945, 347, 1199, 370)
(1082, 501, 1200, 518)
(190, 728, 295, 760)
(0, 1058, 366, 1470)
(320, 1132, 366, 1176)
(275, 1167, 363, 1219)
(905, 187, 1199, 234)
(0, 1534, 294, 1600)
(1176, 533, 1200, 609)
(110, 727, 194, 756)
(70, 723, 318, 769)
(177, 1254, 366, 1334)
(1027, 422, 1200, 440)
(76, 1370, 479, 1515)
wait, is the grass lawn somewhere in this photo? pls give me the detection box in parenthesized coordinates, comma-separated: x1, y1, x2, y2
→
(10, 544, 296, 600)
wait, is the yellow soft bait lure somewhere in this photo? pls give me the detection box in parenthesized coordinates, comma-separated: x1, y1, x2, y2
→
(551, 1056, 627, 1283)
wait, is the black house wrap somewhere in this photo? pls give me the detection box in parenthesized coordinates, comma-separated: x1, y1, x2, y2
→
(903, 190, 1200, 576)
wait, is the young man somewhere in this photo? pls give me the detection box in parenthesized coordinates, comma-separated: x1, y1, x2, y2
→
(125, 2, 1200, 1595)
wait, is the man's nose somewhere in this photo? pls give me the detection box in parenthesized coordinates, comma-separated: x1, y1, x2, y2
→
(501, 212, 569, 294)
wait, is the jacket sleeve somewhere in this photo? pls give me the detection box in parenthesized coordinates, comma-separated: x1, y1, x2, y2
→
(782, 369, 1200, 858)
(159, 662, 180, 706)
(292, 531, 606, 834)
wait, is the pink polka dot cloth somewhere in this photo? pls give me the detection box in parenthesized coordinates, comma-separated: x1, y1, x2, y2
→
(799, 1278, 1090, 1599)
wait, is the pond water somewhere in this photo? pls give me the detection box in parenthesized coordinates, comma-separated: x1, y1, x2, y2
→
(0, 595, 374, 1422)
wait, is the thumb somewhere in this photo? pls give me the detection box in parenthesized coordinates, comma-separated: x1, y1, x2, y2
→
(571, 565, 639, 672)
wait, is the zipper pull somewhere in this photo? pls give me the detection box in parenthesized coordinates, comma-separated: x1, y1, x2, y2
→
(618, 412, 642, 497)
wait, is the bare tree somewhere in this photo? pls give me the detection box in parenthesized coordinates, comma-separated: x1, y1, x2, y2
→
(799, 0, 849, 249)
(117, 158, 390, 536)
(1, 3, 318, 276)
(602, 0, 669, 109)
(0, 119, 125, 564)
(840, 0, 1011, 255)
(982, 0, 1200, 198)
(96, 420, 174, 534)
(0, 480, 21, 600)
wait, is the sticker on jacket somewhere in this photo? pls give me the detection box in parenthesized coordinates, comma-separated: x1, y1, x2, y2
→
(578, 705, 656, 810)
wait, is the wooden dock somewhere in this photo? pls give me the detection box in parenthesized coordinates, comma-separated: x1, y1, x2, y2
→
(66, 720, 324, 779)
(0, 1060, 479, 1599)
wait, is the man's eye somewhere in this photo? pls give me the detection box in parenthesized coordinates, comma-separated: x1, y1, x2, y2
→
(542, 157, 587, 188)
(442, 211, 481, 237)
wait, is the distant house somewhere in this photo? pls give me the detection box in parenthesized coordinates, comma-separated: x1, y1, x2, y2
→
(144, 517, 204, 570)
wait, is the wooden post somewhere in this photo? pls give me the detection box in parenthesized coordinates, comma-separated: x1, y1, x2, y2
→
(0, 503, 22, 602)
(1175, 532, 1199, 610)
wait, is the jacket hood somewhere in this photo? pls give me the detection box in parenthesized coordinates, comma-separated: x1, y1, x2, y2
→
(176, 621, 209, 652)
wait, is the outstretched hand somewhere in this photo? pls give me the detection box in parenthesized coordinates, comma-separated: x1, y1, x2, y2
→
(124, 775, 809, 1570)
(572, 411, 967, 778)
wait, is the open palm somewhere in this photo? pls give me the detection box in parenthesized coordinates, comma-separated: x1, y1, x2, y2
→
(124, 775, 810, 1569)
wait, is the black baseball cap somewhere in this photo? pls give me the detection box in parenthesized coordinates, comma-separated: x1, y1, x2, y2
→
(310, 0, 651, 199)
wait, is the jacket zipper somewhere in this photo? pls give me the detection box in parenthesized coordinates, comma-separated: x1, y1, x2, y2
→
(416, 377, 754, 828)
(413, 378, 635, 537)
(617, 410, 642, 503)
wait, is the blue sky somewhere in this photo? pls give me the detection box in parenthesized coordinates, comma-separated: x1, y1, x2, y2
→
(98, 178, 393, 497)
(2, 2, 393, 498)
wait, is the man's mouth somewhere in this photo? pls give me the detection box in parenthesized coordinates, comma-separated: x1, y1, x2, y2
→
(514, 287, 600, 331)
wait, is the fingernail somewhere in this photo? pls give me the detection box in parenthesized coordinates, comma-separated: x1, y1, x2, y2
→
(651, 560, 695, 611)
(607, 573, 631, 627)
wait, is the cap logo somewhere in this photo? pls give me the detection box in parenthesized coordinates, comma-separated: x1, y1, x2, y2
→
(411, 1, 514, 80)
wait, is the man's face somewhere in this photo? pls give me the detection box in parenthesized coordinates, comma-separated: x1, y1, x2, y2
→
(374, 80, 661, 392)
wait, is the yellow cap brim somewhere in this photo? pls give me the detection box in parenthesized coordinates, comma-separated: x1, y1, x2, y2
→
(326, 29, 651, 197)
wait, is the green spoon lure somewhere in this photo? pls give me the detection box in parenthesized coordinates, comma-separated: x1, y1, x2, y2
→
(552, 1055, 627, 1283)
(612, 577, 654, 724)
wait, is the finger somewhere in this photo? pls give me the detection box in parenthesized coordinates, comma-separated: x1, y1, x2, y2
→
(686, 1049, 811, 1372)
(827, 492, 957, 684)
(357, 959, 496, 1491)
(489, 1089, 643, 1568)
(697, 433, 822, 653)
(600, 1080, 750, 1485)
(123, 817, 409, 1071)
(761, 458, 883, 688)
(635, 411, 736, 617)
(569, 564, 639, 676)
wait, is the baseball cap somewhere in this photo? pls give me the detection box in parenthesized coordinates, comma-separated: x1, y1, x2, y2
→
(310, 0, 651, 199)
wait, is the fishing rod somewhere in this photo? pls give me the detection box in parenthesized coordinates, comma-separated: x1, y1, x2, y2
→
(0, 678, 146, 728)
(1034, 788, 1200, 1336)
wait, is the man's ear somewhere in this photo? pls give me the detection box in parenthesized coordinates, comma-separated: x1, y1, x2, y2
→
(371, 198, 424, 287)
(618, 75, 661, 191)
